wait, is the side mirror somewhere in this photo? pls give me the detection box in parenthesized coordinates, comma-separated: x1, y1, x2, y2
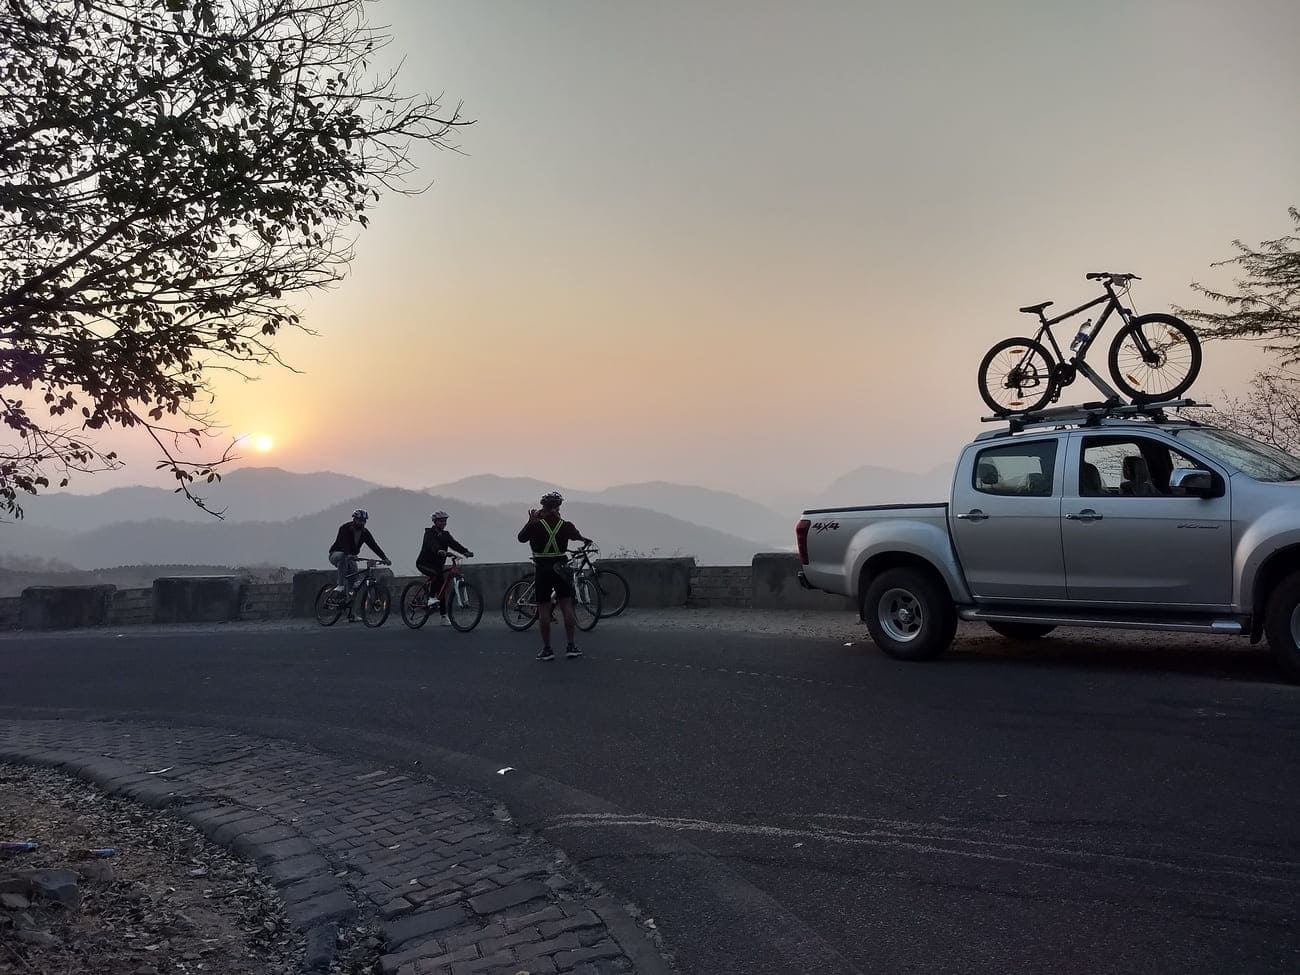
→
(1170, 468, 1218, 498)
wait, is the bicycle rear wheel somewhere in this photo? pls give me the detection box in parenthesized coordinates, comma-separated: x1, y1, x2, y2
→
(401, 580, 432, 629)
(502, 576, 538, 631)
(314, 584, 344, 626)
(595, 569, 629, 617)
(573, 574, 601, 632)
(361, 582, 391, 628)
(448, 580, 484, 632)
(977, 337, 1057, 415)
(1107, 314, 1201, 403)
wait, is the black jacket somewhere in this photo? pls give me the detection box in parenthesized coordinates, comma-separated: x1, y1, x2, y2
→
(417, 527, 470, 567)
(329, 522, 388, 560)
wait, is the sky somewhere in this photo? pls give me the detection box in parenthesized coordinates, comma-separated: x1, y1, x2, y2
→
(58, 0, 1300, 499)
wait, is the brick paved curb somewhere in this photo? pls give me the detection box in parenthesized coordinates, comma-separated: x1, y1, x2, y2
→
(0, 720, 674, 975)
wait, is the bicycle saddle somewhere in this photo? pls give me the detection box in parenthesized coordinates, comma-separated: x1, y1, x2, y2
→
(1018, 301, 1053, 314)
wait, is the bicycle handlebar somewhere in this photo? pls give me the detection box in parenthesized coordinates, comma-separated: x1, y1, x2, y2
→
(1086, 271, 1141, 283)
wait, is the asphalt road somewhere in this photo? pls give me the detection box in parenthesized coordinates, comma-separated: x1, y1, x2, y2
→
(2, 618, 1298, 975)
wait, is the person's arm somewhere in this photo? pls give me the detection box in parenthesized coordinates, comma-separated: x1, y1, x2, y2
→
(517, 509, 540, 544)
(362, 529, 390, 563)
(565, 522, 592, 548)
(447, 533, 472, 557)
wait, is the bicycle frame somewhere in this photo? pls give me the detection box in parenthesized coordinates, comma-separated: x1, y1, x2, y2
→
(1023, 281, 1149, 401)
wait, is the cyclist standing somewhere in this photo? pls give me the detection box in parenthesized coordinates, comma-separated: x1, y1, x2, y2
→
(517, 491, 591, 661)
(329, 509, 391, 604)
(416, 510, 475, 625)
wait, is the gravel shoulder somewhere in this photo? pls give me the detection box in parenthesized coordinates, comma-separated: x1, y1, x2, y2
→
(0, 764, 326, 975)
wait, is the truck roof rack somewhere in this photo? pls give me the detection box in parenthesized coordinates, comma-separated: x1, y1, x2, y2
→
(976, 398, 1209, 439)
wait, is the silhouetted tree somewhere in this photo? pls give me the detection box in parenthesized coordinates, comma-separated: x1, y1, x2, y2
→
(1, 0, 466, 516)
(1205, 368, 1300, 455)
(1179, 207, 1300, 360)
(1179, 208, 1300, 454)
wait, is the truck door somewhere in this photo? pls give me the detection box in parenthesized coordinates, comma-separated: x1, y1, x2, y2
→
(1062, 432, 1232, 607)
(951, 436, 1067, 600)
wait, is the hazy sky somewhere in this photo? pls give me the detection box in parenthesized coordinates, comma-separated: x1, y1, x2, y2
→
(70, 0, 1300, 498)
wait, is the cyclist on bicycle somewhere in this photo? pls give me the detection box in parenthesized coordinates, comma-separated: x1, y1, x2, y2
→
(517, 491, 591, 661)
(416, 510, 475, 625)
(329, 508, 391, 597)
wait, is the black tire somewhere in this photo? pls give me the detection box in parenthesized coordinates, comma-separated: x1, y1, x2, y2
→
(360, 582, 391, 628)
(862, 567, 957, 661)
(573, 573, 602, 632)
(595, 569, 630, 617)
(448, 580, 484, 633)
(401, 580, 432, 630)
(1263, 570, 1300, 683)
(1107, 313, 1201, 403)
(502, 576, 538, 631)
(986, 621, 1057, 641)
(977, 337, 1058, 415)
(314, 584, 344, 627)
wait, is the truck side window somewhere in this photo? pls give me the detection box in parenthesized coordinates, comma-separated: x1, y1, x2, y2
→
(1080, 436, 1209, 497)
(973, 441, 1058, 498)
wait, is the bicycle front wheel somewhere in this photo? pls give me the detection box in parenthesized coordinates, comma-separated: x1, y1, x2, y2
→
(502, 576, 538, 631)
(401, 580, 432, 629)
(314, 584, 344, 627)
(448, 580, 484, 632)
(574, 574, 601, 632)
(977, 337, 1057, 415)
(1108, 314, 1201, 403)
(595, 569, 629, 617)
(361, 582, 391, 628)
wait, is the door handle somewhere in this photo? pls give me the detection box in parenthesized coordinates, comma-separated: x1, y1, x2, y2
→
(1066, 509, 1103, 522)
(956, 510, 989, 522)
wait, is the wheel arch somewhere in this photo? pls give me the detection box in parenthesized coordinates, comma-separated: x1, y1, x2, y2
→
(857, 552, 953, 620)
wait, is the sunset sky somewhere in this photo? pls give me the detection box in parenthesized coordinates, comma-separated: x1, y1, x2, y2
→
(76, 0, 1300, 499)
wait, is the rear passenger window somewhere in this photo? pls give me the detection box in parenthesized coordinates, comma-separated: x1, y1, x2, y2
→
(973, 440, 1058, 497)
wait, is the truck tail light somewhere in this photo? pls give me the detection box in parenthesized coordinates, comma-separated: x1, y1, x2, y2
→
(795, 518, 811, 565)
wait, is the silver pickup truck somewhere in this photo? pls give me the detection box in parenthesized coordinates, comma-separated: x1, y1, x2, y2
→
(796, 402, 1300, 680)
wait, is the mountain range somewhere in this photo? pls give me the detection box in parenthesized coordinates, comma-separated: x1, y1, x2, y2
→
(2, 463, 953, 573)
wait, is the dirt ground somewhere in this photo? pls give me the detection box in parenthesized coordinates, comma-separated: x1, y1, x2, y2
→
(0, 763, 309, 975)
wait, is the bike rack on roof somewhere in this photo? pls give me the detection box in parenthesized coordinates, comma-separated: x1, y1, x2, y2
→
(975, 398, 1209, 439)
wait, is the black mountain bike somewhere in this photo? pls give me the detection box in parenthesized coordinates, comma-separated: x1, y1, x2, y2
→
(567, 545, 629, 617)
(501, 548, 602, 632)
(977, 272, 1201, 416)
(314, 559, 391, 628)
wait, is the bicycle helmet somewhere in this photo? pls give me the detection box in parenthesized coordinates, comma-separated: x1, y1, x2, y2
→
(540, 491, 564, 507)
(431, 510, 449, 521)
(351, 508, 368, 521)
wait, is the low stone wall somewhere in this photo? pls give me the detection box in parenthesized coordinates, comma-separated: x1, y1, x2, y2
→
(153, 576, 244, 624)
(241, 582, 293, 620)
(110, 588, 153, 626)
(19, 585, 117, 630)
(690, 566, 753, 608)
(1, 556, 852, 630)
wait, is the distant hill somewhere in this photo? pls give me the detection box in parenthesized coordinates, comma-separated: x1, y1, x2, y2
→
(1, 488, 763, 570)
(12, 467, 380, 531)
(802, 463, 953, 509)
(426, 475, 789, 546)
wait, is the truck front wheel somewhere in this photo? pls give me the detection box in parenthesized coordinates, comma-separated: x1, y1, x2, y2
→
(1263, 570, 1300, 683)
(863, 568, 957, 661)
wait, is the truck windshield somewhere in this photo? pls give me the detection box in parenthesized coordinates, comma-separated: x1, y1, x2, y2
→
(1176, 428, 1300, 482)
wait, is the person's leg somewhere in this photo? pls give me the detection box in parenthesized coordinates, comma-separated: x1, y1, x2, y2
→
(329, 551, 349, 590)
(538, 599, 554, 647)
(558, 596, 579, 652)
(535, 564, 557, 660)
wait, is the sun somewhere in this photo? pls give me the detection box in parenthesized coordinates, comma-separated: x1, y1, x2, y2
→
(252, 434, 274, 453)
